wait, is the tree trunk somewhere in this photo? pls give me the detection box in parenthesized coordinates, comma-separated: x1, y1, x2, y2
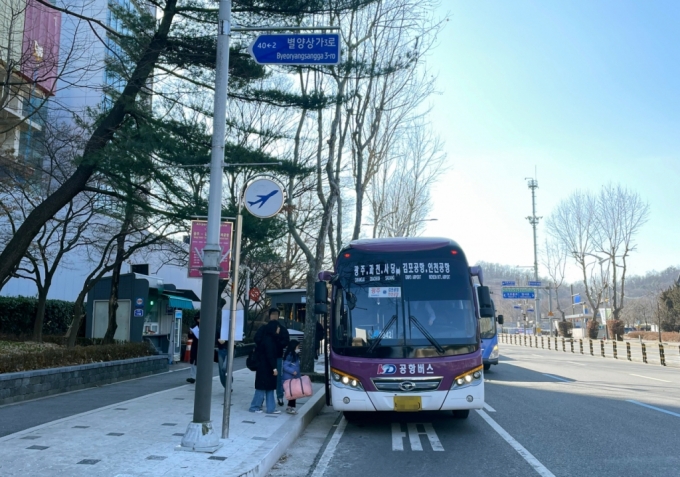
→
(103, 220, 129, 344)
(0, 0, 178, 290)
(66, 287, 89, 347)
(300, 270, 317, 373)
(32, 287, 48, 342)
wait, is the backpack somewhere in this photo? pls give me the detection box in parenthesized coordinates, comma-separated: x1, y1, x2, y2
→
(246, 345, 259, 372)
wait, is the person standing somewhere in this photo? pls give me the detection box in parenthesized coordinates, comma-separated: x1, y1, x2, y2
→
(187, 313, 200, 384)
(282, 339, 301, 414)
(315, 321, 324, 360)
(249, 320, 281, 414)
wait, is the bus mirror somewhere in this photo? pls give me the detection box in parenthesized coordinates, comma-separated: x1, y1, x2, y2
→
(315, 303, 328, 314)
(346, 292, 357, 310)
(497, 315, 504, 325)
(315, 281, 328, 304)
(478, 286, 494, 317)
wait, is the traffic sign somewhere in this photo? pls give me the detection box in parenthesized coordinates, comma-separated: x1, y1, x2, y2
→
(244, 178, 285, 218)
(528, 281, 542, 287)
(134, 309, 144, 317)
(502, 287, 536, 300)
(249, 287, 261, 302)
(501, 280, 516, 287)
(248, 34, 340, 65)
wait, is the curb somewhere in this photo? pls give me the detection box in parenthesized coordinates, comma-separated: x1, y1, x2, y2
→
(233, 387, 327, 477)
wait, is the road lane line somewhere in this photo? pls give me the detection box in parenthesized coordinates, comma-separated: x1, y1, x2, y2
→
(543, 374, 571, 382)
(391, 423, 405, 451)
(627, 400, 680, 418)
(566, 361, 585, 366)
(406, 423, 423, 451)
(483, 403, 496, 412)
(422, 423, 444, 451)
(629, 374, 671, 383)
(476, 410, 555, 477)
(311, 416, 348, 477)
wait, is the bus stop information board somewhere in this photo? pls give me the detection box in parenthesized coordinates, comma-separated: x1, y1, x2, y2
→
(502, 287, 536, 299)
(248, 33, 341, 65)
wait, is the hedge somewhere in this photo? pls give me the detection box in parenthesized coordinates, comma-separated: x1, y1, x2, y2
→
(0, 341, 155, 374)
(626, 331, 680, 342)
(0, 296, 74, 336)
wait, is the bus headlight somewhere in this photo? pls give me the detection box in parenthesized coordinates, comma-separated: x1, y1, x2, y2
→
(451, 365, 483, 390)
(490, 345, 499, 359)
(331, 368, 364, 391)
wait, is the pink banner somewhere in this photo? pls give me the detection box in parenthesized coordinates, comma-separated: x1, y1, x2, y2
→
(188, 221, 233, 278)
(22, 0, 61, 95)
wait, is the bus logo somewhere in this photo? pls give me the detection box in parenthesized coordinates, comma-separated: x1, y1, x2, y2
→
(377, 364, 396, 375)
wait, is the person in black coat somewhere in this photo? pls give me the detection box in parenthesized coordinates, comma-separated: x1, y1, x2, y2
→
(187, 313, 200, 383)
(249, 320, 281, 414)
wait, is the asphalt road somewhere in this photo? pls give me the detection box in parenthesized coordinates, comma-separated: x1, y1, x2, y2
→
(270, 346, 680, 477)
(0, 357, 246, 437)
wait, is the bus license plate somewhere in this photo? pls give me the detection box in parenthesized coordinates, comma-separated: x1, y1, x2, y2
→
(394, 396, 422, 412)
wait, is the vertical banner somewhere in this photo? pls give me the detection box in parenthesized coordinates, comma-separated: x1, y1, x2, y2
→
(188, 220, 233, 278)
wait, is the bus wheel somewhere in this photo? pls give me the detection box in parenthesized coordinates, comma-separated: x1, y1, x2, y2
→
(483, 363, 491, 372)
(452, 410, 470, 419)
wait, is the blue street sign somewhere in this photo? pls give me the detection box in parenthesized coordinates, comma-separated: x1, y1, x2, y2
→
(502, 287, 536, 300)
(528, 281, 542, 287)
(248, 34, 341, 65)
(573, 294, 581, 304)
(513, 305, 522, 309)
(134, 309, 144, 318)
(502, 280, 516, 287)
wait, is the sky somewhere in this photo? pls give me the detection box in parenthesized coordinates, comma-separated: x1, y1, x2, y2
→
(421, 0, 680, 282)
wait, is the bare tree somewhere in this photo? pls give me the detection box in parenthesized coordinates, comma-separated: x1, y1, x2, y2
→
(541, 236, 568, 321)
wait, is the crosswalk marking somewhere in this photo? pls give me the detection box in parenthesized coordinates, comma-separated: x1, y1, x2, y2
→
(392, 423, 444, 451)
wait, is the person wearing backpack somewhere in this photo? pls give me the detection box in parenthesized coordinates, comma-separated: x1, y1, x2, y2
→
(249, 320, 281, 414)
(282, 340, 301, 414)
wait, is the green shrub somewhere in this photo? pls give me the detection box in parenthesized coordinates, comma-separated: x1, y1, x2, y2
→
(0, 341, 155, 374)
(0, 296, 74, 336)
(626, 331, 680, 342)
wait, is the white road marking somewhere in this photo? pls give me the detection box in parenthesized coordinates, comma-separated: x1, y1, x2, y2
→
(627, 400, 680, 418)
(566, 361, 585, 366)
(311, 416, 348, 477)
(392, 423, 444, 451)
(629, 374, 671, 383)
(391, 423, 405, 451)
(476, 410, 555, 477)
(483, 403, 496, 413)
(531, 354, 542, 357)
(543, 374, 571, 383)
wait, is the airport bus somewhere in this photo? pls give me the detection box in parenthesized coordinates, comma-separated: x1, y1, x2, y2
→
(316, 237, 494, 419)
(481, 300, 503, 371)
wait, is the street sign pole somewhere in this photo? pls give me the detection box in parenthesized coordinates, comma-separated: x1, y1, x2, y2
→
(179, 0, 231, 454)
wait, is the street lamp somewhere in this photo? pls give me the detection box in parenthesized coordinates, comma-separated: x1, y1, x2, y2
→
(572, 251, 612, 339)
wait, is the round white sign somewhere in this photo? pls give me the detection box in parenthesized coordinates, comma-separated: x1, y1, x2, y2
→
(244, 178, 284, 218)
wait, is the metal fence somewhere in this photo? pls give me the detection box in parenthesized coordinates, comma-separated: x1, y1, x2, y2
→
(499, 333, 680, 368)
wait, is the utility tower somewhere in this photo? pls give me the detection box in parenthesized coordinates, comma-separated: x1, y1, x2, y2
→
(525, 177, 542, 329)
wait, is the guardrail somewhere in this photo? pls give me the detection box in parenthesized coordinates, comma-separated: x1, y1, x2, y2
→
(499, 334, 680, 368)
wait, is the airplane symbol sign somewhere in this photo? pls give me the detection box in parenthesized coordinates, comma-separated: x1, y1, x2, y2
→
(244, 178, 284, 218)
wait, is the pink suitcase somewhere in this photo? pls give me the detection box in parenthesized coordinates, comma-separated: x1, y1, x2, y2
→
(283, 375, 313, 400)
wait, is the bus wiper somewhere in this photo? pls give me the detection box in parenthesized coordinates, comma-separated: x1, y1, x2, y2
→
(409, 315, 445, 354)
(367, 314, 397, 354)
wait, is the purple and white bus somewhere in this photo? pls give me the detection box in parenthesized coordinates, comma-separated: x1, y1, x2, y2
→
(316, 237, 494, 419)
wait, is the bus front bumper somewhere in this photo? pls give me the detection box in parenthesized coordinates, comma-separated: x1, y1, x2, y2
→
(331, 383, 484, 412)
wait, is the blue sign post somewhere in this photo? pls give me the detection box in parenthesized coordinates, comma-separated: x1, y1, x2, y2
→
(502, 287, 536, 300)
(248, 34, 341, 65)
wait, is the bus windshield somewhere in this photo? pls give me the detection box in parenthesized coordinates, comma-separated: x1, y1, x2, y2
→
(332, 251, 478, 359)
(479, 316, 496, 339)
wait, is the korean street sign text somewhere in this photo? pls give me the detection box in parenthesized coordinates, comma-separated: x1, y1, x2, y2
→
(248, 34, 340, 65)
(528, 281, 542, 287)
(502, 287, 536, 300)
(501, 280, 516, 287)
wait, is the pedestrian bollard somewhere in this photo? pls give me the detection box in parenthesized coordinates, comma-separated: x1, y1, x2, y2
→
(541, 336, 545, 349)
(641, 343, 647, 363)
(659, 343, 666, 366)
(589, 339, 594, 356)
(600, 340, 605, 357)
(548, 337, 551, 350)
(570, 339, 574, 353)
(613, 341, 617, 359)
(562, 338, 566, 352)
(626, 342, 631, 361)
(579, 339, 583, 354)
(524, 334, 527, 346)
(555, 337, 559, 352)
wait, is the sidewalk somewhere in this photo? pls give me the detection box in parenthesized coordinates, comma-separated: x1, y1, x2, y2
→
(0, 361, 327, 477)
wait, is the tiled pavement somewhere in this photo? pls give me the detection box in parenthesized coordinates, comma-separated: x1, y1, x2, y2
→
(0, 366, 325, 477)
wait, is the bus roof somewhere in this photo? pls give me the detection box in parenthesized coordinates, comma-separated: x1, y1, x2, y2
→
(341, 237, 462, 253)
